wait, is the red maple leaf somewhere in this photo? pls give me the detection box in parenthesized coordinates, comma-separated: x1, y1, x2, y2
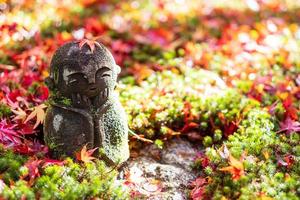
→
(32, 85, 49, 103)
(14, 140, 48, 155)
(282, 95, 298, 120)
(284, 155, 295, 168)
(277, 154, 295, 168)
(21, 157, 42, 186)
(17, 123, 35, 135)
(277, 117, 300, 134)
(42, 158, 65, 167)
(183, 101, 193, 123)
(0, 119, 21, 145)
(77, 39, 101, 53)
(84, 17, 106, 35)
(218, 112, 240, 137)
(194, 152, 210, 168)
(223, 121, 239, 137)
(190, 177, 209, 200)
(181, 122, 199, 133)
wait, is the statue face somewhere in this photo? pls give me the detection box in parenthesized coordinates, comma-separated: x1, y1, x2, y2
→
(57, 58, 117, 99)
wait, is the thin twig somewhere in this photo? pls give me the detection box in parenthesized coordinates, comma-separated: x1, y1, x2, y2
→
(128, 129, 153, 143)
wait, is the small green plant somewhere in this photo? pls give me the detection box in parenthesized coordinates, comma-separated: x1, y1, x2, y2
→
(0, 148, 129, 200)
(0, 103, 12, 118)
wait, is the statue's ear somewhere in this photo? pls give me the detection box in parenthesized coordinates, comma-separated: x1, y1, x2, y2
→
(45, 77, 55, 90)
(115, 65, 121, 74)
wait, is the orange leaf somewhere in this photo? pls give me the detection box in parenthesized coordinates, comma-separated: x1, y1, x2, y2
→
(77, 39, 101, 53)
(219, 155, 244, 180)
(24, 104, 47, 129)
(128, 63, 153, 84)
(76, 145, 98, 163)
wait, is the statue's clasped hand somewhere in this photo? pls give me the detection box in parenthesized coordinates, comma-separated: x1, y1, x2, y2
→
(71, 93, 91, 109)
(93, 87, 109, 108)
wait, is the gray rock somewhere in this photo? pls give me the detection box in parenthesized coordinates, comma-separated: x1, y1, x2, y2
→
(122, 138, 200, 200)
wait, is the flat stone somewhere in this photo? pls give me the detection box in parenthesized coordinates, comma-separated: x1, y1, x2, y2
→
(121, 138, 200, 199)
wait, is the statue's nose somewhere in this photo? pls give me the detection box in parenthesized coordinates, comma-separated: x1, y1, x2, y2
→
(87, 75, 96, 84)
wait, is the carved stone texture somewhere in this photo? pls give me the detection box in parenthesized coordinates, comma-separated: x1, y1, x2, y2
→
(44, 41, 129, 165)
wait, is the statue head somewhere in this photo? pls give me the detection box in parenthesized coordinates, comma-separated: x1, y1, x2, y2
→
(46, 41, 120, 100)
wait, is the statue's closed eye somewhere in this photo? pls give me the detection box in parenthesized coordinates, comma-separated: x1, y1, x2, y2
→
(67, 73, 87, 85)
(102, 73, 110, 77)
(69, 79, 78, 84)
(96, 67, 111, 78)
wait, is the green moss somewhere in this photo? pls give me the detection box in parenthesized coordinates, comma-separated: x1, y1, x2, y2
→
(203, 136, 213, 147)
(0, 103, 12, 118)
(119, 68, 253, 140)
(0, 149, 27, 184)
(0, 149, 129, 200)
(46, 89, 72, 107)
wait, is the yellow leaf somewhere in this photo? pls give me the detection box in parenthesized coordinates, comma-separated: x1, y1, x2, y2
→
(42, 70, 49, 79)
(228, 155, 243, 169)
(259, 193, 274, 200)
(24, 104, 47, 129)
(12, 107, 27, 122)
(262, 150, 269, 160)
(278, 92, 288, 100)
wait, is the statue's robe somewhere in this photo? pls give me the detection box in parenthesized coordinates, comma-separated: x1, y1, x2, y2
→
(44, 93, 129, 165)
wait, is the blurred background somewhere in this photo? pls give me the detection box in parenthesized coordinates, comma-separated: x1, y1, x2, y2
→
(1, 0, 300, 86)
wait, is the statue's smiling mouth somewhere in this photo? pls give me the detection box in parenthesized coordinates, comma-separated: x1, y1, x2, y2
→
(89, 87, 97, 91)
(86, 85, 99, 97)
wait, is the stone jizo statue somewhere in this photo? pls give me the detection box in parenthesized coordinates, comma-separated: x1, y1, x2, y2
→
(44, 40, 129, 165)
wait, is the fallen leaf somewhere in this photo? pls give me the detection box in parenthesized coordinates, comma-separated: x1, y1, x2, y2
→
(77, 38, 101, 53)
(76, 144, 98, 163)
(190, 177, 208, 200)
(219, 154, 245, 180)
(218, 145, 230, 159)
(0, 119, 21, 144)
(12, 107, 27, 122)
(277, 117, 300, 134)
(42, 158, 65, 167)
(262, 150, 270, 160)
(24, 104, 47, 129)
(21, 157, 42, 186)
(0, 64, 16, 70)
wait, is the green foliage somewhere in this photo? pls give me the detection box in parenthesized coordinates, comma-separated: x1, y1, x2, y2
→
(0, 149, 129, 200)
(0, 103, 12, 118)
(46, 88, 72, 107)
(227, 109, 275, 157)
(33, 160, 128, 200)
(203, 136, 213, 147)
(119, 68, 258, 140)
(0, 147, 27, 184)
(202, 109, 300, 200)
(154, 139, 164, 149)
